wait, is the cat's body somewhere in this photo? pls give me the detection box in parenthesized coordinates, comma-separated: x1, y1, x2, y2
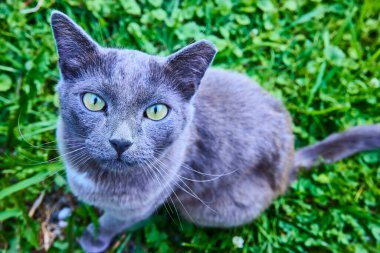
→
(170, 69, 294, 227)
(51, 11, 380, 252)
(59, 68, 293, 226)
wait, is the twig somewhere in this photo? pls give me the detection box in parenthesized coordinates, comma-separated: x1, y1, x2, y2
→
(20, 0, 44, 14)
(28, 191, 45, 218)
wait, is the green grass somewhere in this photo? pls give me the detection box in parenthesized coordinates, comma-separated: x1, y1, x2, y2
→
(1, 0, 380, 252)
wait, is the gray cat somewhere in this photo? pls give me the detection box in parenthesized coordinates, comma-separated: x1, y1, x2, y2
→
(51, 11, 380, 252)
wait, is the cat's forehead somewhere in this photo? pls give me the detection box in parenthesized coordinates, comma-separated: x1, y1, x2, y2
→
(103, 48, 160, 79)
(107, 49, 166, 97)
(67, 48, 171, 107)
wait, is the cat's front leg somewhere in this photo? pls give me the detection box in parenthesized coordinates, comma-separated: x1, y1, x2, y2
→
(79, 212, 141, 253)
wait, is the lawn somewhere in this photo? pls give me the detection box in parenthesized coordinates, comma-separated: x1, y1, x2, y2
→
(0, 0, 380, 252)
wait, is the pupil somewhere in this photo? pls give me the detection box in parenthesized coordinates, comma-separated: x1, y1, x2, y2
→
(154, 106, 158, 114)
(93, 97, 98, 105)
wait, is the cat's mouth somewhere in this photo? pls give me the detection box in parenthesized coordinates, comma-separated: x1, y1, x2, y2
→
(98, 156, 143, 169)
(115, 159, 138, 166)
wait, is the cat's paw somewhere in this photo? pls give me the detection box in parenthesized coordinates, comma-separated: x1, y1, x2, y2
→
(78, 227, 111, 253)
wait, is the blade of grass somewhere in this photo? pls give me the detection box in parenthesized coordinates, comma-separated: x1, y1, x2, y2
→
(0, 165, 62, 200)
(307, 61, 326, 106)
(0, 209, 22, 222)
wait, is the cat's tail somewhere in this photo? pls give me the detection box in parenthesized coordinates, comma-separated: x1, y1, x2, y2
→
(289, 124, 380, 181)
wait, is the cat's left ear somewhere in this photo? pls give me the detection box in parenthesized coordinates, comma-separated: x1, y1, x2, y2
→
(50, 11, 100, 81)
(165, 40, 217, 99)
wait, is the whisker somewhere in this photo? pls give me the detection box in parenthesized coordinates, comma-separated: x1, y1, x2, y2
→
(67, 151, 88, 167)
(16, 146, 86, 167)
(147, 159, 191, 226)
(43, 167, 67, 188)
(153, 150, 238, 178)
(16, 113, 88, 152)
(153, 157, 216, 213)
(143, 161, 180, 226)
(42, 151, 91, 188)
(23, 141, 83, 151)
(176, 172, 236, 183)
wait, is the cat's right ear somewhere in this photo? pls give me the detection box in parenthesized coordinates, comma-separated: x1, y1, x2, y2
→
(50, 11, 100, 81)
(164, 40, 217, 100)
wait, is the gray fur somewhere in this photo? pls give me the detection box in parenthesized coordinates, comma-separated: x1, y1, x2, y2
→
(51, 11, 380, 252)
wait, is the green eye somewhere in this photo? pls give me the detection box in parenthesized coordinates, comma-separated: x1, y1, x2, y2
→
(145, 103, 169, 121)
(82, 93, 106, 111)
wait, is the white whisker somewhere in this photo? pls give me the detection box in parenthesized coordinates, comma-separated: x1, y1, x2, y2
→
(147, 159, 193, 225)
(143, 161, 180, 227)
(153, 157, 216, 213)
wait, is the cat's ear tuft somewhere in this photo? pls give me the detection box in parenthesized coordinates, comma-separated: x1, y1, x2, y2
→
(50, 11, 100, 81)
(165, 40, 217, 99)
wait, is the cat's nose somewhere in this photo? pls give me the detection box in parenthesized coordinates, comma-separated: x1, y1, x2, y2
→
(109, 139, 133, 156)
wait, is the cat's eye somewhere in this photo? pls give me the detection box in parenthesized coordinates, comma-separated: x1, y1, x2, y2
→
(145, 103, 169, 121)
(82, 93, 106, 112)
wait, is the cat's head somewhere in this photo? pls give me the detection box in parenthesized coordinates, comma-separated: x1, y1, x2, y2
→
(51, 11, 216, 172)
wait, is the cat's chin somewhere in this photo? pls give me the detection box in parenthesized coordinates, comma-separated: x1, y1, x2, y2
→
(98, 159, 142, 172)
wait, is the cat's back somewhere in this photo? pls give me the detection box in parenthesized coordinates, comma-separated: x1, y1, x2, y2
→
(200, 68, 260, 93)
(191, 68, 294, 192)
(195, 68, 290, 134)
